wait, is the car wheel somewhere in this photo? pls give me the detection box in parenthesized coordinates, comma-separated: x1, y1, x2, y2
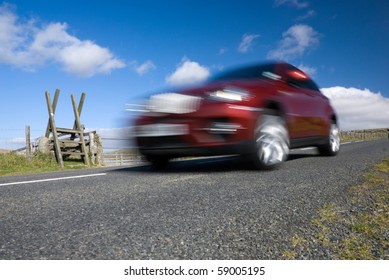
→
(251, 112, 289, 170)
(318, 121, 340, 156)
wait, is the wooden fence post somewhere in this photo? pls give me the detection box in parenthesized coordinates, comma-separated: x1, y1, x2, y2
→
(71, 94, 90, 167)
(25, 125, 31, 161)
(46, 91, 64, 168)
(45, 89, 60, 138)
(71, 92, 86, 140)
(89, 132, 96, 165)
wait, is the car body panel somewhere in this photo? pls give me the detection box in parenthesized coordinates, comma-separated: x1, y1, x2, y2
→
(133, 62, 338, 164)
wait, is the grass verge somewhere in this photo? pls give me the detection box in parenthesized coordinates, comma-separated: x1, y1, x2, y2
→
(283, 157, 389, 259)
(0, 152, 87, 176)
(340, 128, 388, 142)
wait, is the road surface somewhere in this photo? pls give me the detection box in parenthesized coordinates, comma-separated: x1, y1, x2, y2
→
(0, 139, 388, 259)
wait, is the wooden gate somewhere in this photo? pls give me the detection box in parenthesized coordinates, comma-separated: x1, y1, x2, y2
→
(45, 89, 96, 168)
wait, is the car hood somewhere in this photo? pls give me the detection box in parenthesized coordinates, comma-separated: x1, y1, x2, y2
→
(175, 79, 272, 97)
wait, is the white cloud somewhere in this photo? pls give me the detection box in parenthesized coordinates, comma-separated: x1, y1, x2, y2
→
(322, 87, 389, 130)
(274, 0, 309, 9)
(0, 4, 125, 77)
(166, 58, 210, 86)
(0, 4, 29, 66)
(267, 24, 319, 60)
(135, 60, 156, 75)
(296, 9, 316, 21)
(298, 64, 317, 76)
(238, 33, 260, 53)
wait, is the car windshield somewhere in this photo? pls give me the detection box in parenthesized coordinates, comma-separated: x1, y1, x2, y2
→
(210, 63, 276, 81)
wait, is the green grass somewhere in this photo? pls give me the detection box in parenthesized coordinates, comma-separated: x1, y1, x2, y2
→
(0, 152, 87, 176)
(283, 156, 389, 259)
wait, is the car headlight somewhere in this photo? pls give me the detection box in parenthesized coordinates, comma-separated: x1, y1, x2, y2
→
(208, 88, 252, 102)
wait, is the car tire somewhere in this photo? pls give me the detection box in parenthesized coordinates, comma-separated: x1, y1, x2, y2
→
(318, 121, 340, 156)
(250, 112, 290, 170)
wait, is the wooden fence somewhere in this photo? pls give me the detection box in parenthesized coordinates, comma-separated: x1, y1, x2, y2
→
(102, 152, 143, 166)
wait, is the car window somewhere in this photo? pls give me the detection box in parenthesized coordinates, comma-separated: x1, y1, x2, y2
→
(286, 65, 321, 92)
(210, 63, 277, 81)
(294, 78, 321, 92)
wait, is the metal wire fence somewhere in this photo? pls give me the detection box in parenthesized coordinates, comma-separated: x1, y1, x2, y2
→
(0, 128, 44, 152)
(0, 126, 140, 166)
(1, 126, 388, 165)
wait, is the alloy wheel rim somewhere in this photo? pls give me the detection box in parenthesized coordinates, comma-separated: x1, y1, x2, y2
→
(330, 124, 340, 153)
(256, 122, 289, 166)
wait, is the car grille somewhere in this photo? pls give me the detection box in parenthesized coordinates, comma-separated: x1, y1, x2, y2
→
(148, 93, 202, 114)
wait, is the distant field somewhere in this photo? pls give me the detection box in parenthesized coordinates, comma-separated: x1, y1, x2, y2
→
(0, 148, 10, 154)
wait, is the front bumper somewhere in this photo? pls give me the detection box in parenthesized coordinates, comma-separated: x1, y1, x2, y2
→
(138, 139, 252, 158)
(135, 103, 262, 158)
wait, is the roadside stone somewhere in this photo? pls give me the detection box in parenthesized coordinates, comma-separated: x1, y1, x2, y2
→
(37, 137, 50, 154)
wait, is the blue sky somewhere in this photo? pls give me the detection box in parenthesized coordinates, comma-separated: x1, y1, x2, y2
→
(1, 0, 389, 149)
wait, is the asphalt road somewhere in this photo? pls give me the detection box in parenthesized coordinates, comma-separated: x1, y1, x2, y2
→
(0, 139, 388, 259)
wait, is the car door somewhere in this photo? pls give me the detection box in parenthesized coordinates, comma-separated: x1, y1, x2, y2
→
(298, 82, 328, 137)
(276, 66, 325, 138)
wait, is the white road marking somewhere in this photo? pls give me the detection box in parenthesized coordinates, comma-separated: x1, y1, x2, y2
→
(0, 173, 107, 187)
(341, 142, 351, 145)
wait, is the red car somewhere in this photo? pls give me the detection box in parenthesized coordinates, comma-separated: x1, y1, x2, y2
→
(134, 61, 340, 169)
